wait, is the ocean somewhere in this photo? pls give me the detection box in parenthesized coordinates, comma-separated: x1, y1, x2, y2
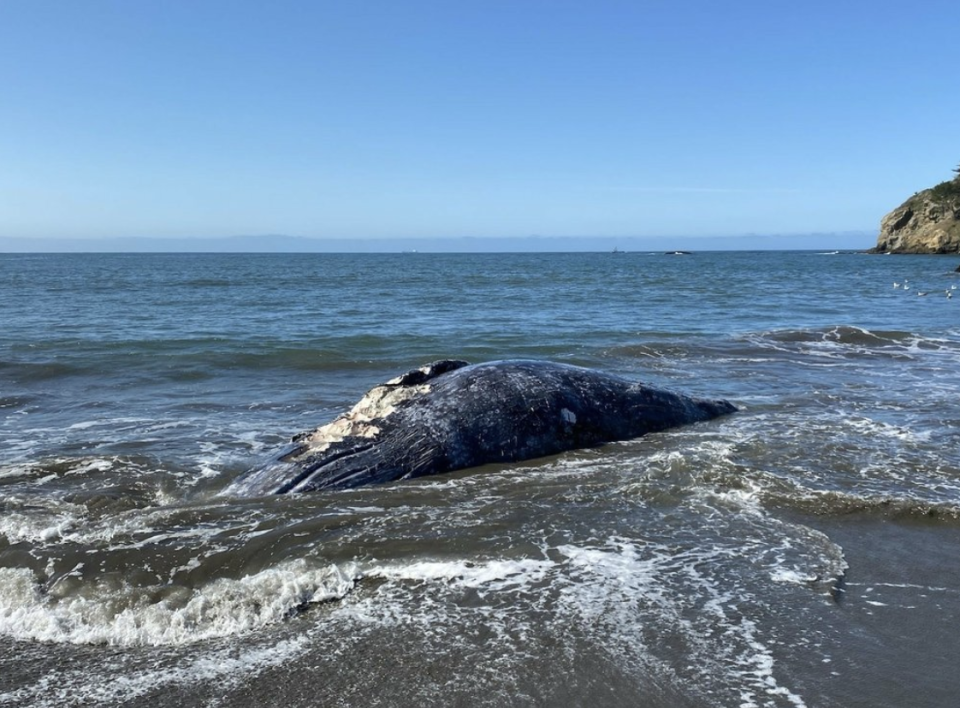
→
(1, 250, 958, 707)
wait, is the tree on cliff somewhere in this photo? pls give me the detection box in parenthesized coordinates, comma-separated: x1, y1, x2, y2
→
(930, 165, 960, 202)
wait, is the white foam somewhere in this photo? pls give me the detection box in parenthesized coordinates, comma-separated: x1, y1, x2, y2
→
(367, 557, 554, 591)
(0, 463, 33, 481)
(0, 506, 80, 544)
(558, 539, 809, 708)
(336, 536, 819, 707)
(73, 458, 115, 474)
(843, 415, 932, 443)
(0, 526, 833, 706)
(0, 501, 139, 546)
(706, 479, 766, 515)
(0, 632, 314, 708)
(770, 568, 819, 585)
(66, 420, 99, 431)
(0, 560, 356, 646)
(0, 456, 120, 487)
(847, 581, 956, 593)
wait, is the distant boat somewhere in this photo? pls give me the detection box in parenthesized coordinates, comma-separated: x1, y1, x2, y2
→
(665, 251, 692, 255)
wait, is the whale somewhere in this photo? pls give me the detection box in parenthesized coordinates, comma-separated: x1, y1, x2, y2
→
(224, 359, 736, 496)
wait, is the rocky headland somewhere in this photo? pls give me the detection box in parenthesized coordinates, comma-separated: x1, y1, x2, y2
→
(872, 167, 960, 254)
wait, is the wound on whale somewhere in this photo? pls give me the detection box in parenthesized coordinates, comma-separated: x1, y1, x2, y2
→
(224, 359, 736, 496)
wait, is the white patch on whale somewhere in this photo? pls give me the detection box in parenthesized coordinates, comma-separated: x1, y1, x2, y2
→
(301, 382, 431, 453)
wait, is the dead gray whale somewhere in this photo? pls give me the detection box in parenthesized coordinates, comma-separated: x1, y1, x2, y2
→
(224, 359, 736, 496)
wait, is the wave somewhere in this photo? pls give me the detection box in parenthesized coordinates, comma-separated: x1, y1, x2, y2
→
(729, 326, 960, 364)
(1, 340, 641, 389)
(600, 326, 960, 370)
(11, 325, 954, 390)
(694, 409, 960, 525)
(771, 489, 960, 521)
(2, 340, 413, 385)
(757, 325, 927, 346)
(0, 535, 838, 708)
(0, 359, 82, 383)
(768, 325, 910, 345)
(0, 560, 356, 646)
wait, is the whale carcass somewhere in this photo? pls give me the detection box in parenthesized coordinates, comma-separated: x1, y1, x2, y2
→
(224, 359, 736, 496)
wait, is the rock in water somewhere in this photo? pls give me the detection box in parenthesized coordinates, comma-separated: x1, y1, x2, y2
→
(224, 360, 736, 496)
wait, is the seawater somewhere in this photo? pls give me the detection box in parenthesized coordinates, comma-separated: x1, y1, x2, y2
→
(1, 251, 959, 707)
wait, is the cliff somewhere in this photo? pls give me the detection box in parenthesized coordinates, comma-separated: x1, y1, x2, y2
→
(872, 171, 960, 254)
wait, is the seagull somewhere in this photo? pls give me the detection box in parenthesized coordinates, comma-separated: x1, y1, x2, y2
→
(894, 282, 900, 289)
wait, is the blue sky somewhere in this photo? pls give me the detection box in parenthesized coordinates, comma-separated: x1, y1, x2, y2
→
(1, 0, 958, 248)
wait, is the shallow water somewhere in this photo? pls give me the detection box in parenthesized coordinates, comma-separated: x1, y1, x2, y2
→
(1, 251, 959, 706)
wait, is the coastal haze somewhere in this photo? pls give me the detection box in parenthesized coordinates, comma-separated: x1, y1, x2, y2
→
(0, 232, 875, 253)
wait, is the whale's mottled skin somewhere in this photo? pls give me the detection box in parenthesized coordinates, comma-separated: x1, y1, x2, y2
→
(224, 360, 736, 496)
